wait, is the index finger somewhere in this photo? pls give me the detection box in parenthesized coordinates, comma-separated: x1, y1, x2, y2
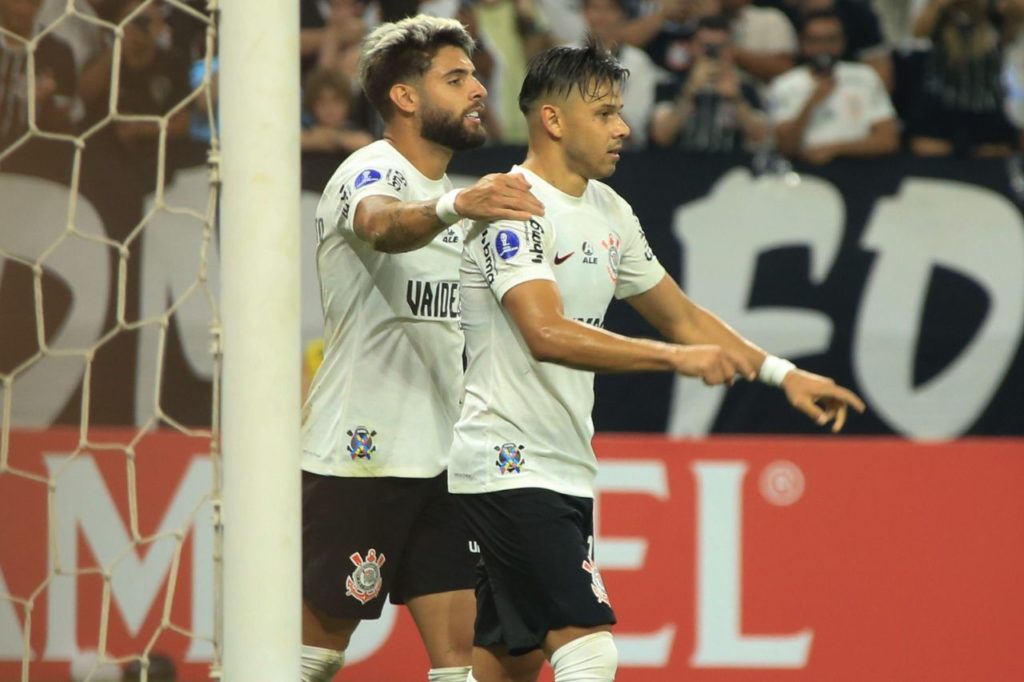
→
(820, 384, 865, 413)
(502, 174, 533, 191)
(831, 403, 848, 433)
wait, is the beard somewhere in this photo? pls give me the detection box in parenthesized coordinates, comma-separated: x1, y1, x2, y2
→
(420, 101, 486, 151)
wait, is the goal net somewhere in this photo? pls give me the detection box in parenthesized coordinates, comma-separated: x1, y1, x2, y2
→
(1, 0, 222, 679)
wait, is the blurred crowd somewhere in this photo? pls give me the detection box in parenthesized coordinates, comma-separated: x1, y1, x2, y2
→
(5, 0, 1024, 178)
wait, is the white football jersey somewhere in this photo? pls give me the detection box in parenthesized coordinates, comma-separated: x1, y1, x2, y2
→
(448, 166, 666, 498)
(302, 140, 465, 478)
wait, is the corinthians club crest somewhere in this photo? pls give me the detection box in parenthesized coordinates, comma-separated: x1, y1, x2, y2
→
(600, 234, 621, 283)
(346, 548, 386, 604)
(346, 426, 377, 460)
(582, 558, 611, 606)
(494, 442, 526, 474)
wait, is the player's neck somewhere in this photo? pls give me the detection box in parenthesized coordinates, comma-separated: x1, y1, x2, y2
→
(382, 126, 453, 181)
(521, 148, 588, 198)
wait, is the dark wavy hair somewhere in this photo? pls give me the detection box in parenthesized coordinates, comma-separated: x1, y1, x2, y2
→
(518, 35, 629, 115)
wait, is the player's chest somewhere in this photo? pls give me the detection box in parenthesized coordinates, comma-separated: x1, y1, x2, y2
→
(549, 216, 623, 312)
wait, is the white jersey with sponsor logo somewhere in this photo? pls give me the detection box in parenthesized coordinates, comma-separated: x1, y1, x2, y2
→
(448, 166, 666, 498)
(302, 140, 464, 478)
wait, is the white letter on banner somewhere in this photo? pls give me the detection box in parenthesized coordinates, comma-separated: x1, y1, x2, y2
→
(0, 175, 109, 427)
(0, 569, 28, 659)
(855, 178, 1024, 439)
(690, 462, 812, 667)
(668, 169, 842, 435)
(594, 461, 675, 666)
(135, 178, 325, 424)
(43, 454, 213, 660)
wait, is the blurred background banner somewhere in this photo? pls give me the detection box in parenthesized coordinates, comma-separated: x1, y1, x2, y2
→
(3, 430, 1022, 681)
(4, 149, 1022, 437)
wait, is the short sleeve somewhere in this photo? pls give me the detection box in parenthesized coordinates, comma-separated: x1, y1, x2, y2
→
(332, 164, 412, 236)
(614, 210, 665, 299)
(465, 217, 557, 302)
(865, 69, 896, 124)
(768, 75, 804, 124)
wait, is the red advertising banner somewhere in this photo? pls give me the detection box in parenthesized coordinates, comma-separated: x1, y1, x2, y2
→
(2, 430, 1022, 681)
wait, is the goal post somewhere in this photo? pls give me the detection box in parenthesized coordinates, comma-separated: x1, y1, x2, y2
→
(219, 0, 302, 678)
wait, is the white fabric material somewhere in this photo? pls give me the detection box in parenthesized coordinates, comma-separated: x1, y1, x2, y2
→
(449, 166, 665, 499)
(550, 632, 618, 682)
(428, 665, 473, 681)
(769, 62, 896, 149)
(759, 355, 796, 387)
(302, 140, 465, 478)
(435, 188, 464, 225)
(300, 645, 345, 682)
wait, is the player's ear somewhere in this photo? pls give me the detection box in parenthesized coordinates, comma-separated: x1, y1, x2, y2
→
(389, 82, 418, 115)
(538, 103, 564, 140)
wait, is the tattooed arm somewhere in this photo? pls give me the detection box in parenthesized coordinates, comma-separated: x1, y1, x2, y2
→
(353, 173, 545, 254)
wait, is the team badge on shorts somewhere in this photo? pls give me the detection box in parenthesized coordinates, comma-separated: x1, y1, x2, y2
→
(582, 558, 611, 606)
(346, 426, 377, 460)
(345, 548, 386, 604)
(600, 234, 621, 283)
(494, 442, 526, 474)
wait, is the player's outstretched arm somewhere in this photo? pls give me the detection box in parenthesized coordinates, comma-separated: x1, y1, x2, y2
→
(627, 275, 866, 431)
(353, 173, 544, 254)
(501, 279, 757, 385)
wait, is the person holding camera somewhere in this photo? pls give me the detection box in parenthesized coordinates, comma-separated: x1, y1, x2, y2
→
(906, 0, 1021, 157)
(769, 9, 898, 164)
(650, 15, 769, 150)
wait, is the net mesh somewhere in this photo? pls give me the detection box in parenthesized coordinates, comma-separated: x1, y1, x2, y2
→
(0, 0, 221, 679)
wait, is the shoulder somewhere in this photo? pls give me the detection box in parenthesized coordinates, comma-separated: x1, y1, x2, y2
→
(335, 141, 407, 182)
(836, 61, 881, 85)
(588, 181, 640, 225)
(771, 66, 810, 93)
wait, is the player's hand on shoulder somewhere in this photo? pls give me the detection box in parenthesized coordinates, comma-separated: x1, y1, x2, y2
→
(781, 369, 866, 433)
(455, 173, 545, 223)
(673, 345, 757, 386)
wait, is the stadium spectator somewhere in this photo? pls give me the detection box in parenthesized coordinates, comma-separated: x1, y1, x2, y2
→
(300, 68, 373, 156)
(34, 0, 120, 73)
(759, 0, 893, 89)
(77, 0, 191, 224)
(650, 15, 768, 150)
(770, 9, 898, 163)
(906, 0, 1021, 157)
(622, 0, 720, 78)
(722, 0, 798, 82)
(465, 0, 556, 143)
(583, 0, 662, 146)
(0, 0, 76, 150)
(308, 0, 367, 74)
(188, 48, 216, 143)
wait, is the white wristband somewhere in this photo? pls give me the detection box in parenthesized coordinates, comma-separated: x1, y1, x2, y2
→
(759, 355, 795, 387)
(435, 188, 463, 226)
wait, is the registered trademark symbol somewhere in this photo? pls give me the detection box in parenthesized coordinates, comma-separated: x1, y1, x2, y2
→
(759, 460, 805, 506)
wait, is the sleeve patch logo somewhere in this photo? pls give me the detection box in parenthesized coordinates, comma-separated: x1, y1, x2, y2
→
(495, 230, 521, 260)
(354, 168, 382, 189)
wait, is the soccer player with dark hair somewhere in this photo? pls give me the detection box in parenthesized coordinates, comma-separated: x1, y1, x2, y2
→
(450, 38, 864, 682)
(300, 15, 544, 682)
